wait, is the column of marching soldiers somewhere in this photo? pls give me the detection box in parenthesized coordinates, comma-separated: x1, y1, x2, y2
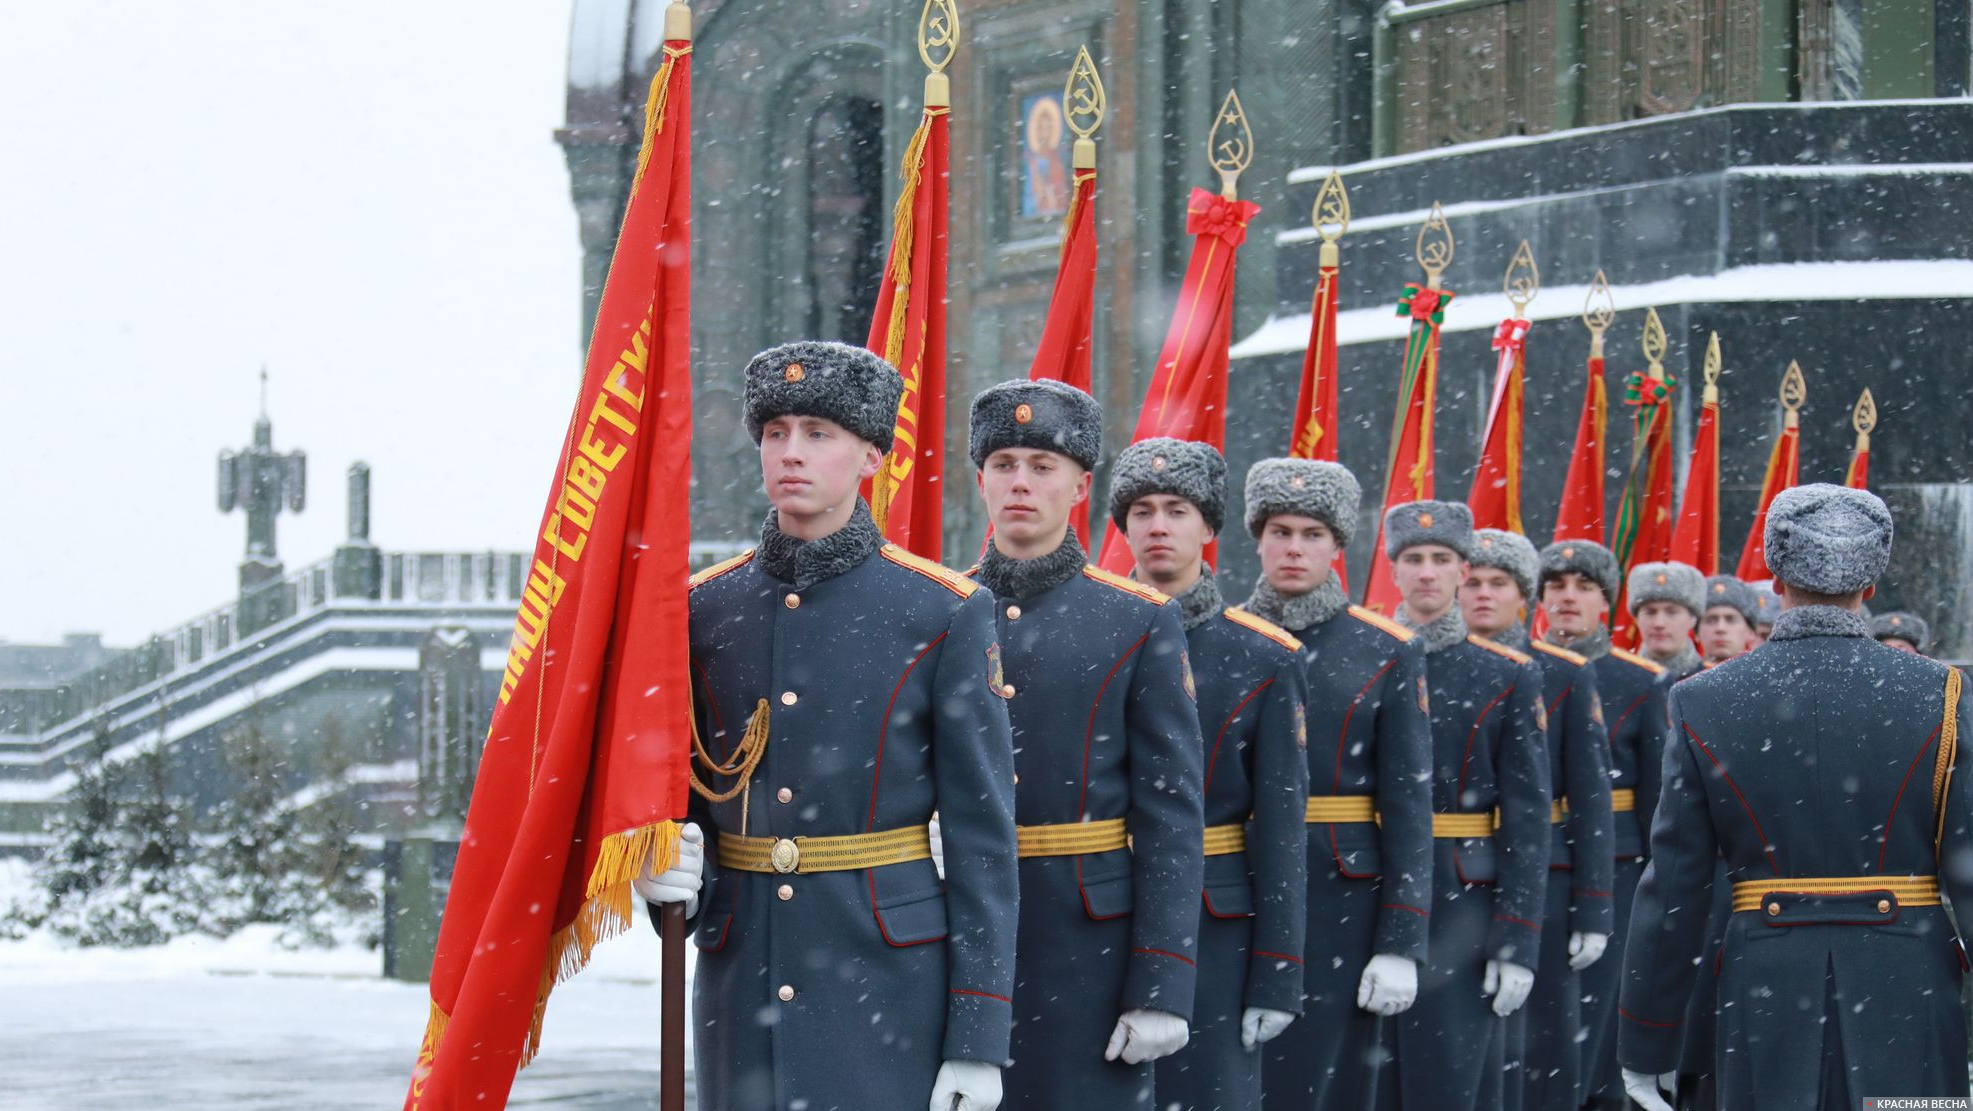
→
(633, 340, 1970, 1111)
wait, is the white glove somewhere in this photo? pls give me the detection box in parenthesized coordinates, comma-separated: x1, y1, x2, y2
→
(1567, 930, 1609, 971)
(928, 1059, 1002, 1111)
(1103, 1007, 1190, 1064)
(1483, 959, 1535, 1017)
(1621, 1068, 1677, 1111)
(1240, 1007, 1295, 1049)
(632, 822, 704, 918)
(1355, 953, 1419, 1016)
(928, 813, 945, 880)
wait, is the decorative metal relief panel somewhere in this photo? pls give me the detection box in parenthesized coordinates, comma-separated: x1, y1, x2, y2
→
(1395, 0, 1555, 154)
(1584, 0, 1762, 125)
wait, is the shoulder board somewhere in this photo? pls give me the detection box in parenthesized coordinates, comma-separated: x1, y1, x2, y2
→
(880, 545, 978, 597)
(689, 549, 755, 589)
(1610, 647, 1667, 675)
(963, 564, 982, 579)
(1224, 607, 1303, 652)
(1531, 640, 1588, 667)
(1346, 605, 1416, 643)
(1468, 635, 1533, 665)
(1081, 565, 1169, 604)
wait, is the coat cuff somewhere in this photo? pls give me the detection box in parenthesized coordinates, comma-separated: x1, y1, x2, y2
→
(1121, 946, 1197, 1021)
(1617, 1007, 1685, 1076)
(1569, 889, 1615, 936)
(1486, 912, 1542, 967)
(1244, 950, 1306, 1016)
(1372, 900, 1431, 963)
(943, 988, 1013, 1065)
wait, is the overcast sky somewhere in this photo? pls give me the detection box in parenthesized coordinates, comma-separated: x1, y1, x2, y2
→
(2, 1, 581, 645)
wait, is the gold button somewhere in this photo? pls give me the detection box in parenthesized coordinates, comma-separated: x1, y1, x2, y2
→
(776, 787, 793, 804)
(778, 884, 794, 901)
(1766, 901, 1781, 917)
(778, 985, 795, 1002)
(785, 594, 801, 609)
(1878, 898, 1892, 914)
(781, 691, 797, 706)
(1002, 684, 1017, 698)
(1006, 605, 1022, 620)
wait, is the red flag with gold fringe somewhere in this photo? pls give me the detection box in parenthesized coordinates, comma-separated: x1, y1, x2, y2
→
(1845, 387, 1875, 490)
(1735, 361, 1808, 582)
(1286, 172, 1350, 591)
(865, 30, 954, 562)
(1609, 309, 1676, 644)
(1361, 202, 1455, 615)
(1668, 334, 1723, 574)
(1094, 184, 1259, 574)
(1468, 316, 1530, 534)
(404, 26, 696, 1111)
(1554, 275, 1616, 544)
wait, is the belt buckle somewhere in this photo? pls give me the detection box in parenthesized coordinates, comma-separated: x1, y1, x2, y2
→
(770, 838, 801, 874)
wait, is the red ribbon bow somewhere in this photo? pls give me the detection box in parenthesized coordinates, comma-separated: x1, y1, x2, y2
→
(1185, 187, 1260, 247)
(1492, 318, 1532, 354)
(1623, 371, 1673, 408)
(1395, 284, 1453, 325)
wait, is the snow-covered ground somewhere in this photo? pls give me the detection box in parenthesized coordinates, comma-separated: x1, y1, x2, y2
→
(0, 859, 687, 1109)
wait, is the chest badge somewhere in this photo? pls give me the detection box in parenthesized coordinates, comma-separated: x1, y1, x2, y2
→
(1293, 701, 1308, 750)
(987, 642, 1009, 698)
(1181, 651, 1197, 701)
(1416, 675, 1431, 715)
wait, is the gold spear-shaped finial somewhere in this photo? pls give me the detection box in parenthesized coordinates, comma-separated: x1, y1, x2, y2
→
(1208, 89, 1254, 201)
(1064, 46, 1105, 171)
(1583, 270, 1616, 358)
(1416, 202, 1453, 290)
(1702, 332, 1721, 404)
(1641, 307, 1668, 382)
(1852, 387, 1877, 451)
(919, 0, 960, 107)
(1780, 360, 1807, 429)
(663, 1, 692, 41)
(1312, 170, 1350, 268)
(1504, 240, 1539, 319)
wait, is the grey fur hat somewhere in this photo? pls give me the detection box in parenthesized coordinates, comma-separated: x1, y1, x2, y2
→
(743, 340, 903, 453)
(1242, 458, 1362, 544)
(1470, 529, 1539, 601)
(1626, 561, 1706, 618)
(1108, 438, 1227, 534)
(1764, 483, 1894, 595)
(1870, 611, 1930, 650)
(1382, 500, 1473, 560)
(1702, 575, 1759, 625)
(968, 378, 1103, 471)
(1538, 539, 1621, 607)
(1750, 581, 1782, 628)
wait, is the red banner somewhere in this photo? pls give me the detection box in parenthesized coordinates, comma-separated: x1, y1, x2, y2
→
(1668, 390, 1721, 575)
(866, 103, 951, 562)
(1028, 165, 1097, 542)
(1735, 418, 1801, 581)
(1553, 352, 1608, 543)
(1845, 443, 1869, 490)
(1361, 283, 1453, 614)
(1468, 317, 1530, 534)
(407, 39, 696, 1111)
(1096, 187, 1258, 574)
(1611, 370, 1676, 644)
(1290, 263, 1341, 463)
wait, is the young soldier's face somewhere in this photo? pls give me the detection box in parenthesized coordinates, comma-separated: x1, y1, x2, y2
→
(1256, 514, 1339, 596)
(1123, 493, 1212, 588)
(1539, 572, 1607, 638)
(979, 448, 1090, 546)
(1460, 566, 1524, 638)
(1393, 545, 1466, 621)
(758, 414, 882, 528)
(1636, 601, 1698, 657)
(1698, 606, 1754, 662)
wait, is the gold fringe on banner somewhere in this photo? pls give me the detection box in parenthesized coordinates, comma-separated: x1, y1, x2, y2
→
(630, 44, 693, 197)
(870, 108, 948, 532)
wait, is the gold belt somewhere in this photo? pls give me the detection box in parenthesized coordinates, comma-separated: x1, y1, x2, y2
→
(1432, 811, 1499, 838)
(1550, 798, 1569, 824)
(1203, 823, 1246, 856)
(1016, 818, 1129, 859)
(1610, 788, 1637, 812)
(1731, 875, 1940, 915)
(1305, 794, 1377, 824)
(718, 826, 931, 875)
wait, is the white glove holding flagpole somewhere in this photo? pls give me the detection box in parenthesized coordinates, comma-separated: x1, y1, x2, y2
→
(1104, 1008, 1189, 1064)
(632, 822, 704, 918)
(928, 1060, 1001, 1111)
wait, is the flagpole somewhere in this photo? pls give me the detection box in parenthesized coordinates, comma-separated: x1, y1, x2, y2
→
(1469, 240, 1538, 533)
(1846, 387, 1876, 489)
(1290, 171, 1349, 461)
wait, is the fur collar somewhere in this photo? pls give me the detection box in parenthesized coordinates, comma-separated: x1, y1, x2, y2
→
(1398, 604, 1469, 654)
(758, 499, 884, 589)
(977, 528, 1087, 601)
(1170, 570, 1225, 631)
(1548, 624, 1610, 661)
(1243, 573, 1348, 634)
(1488, 622, 1532, 652)
(1768, 604, 1869, 642)
(1648, 641, 1704, 677)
